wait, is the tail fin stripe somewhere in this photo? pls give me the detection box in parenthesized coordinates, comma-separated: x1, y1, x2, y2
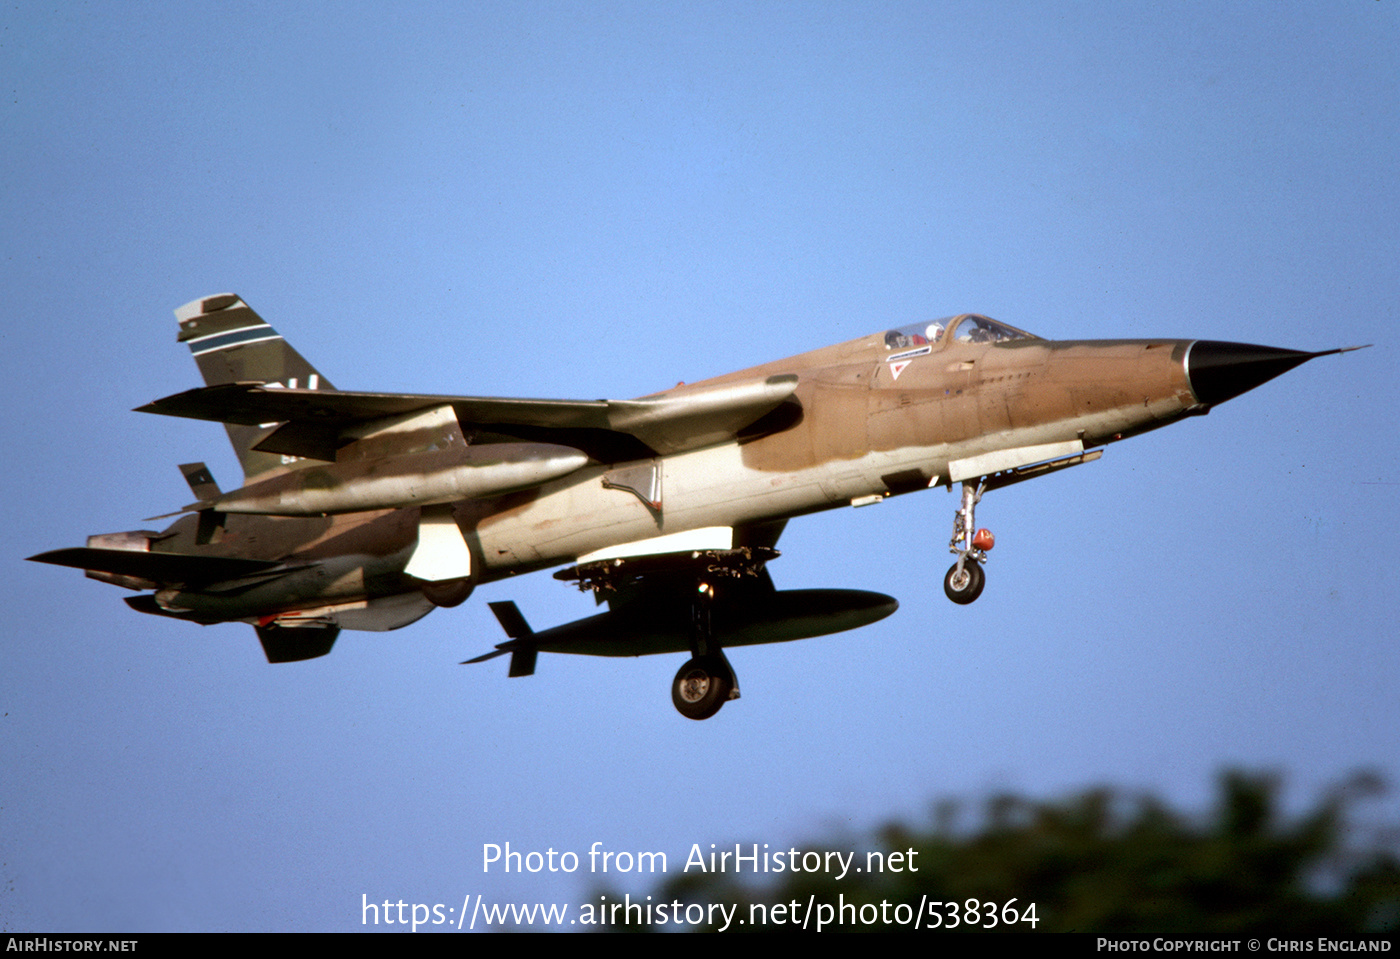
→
(188, 326, 282, 356)
(171, 293, 335, 482)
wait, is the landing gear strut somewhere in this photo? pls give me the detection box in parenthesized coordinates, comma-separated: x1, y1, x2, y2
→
(945, 479, 993, 605)
(557, 549, 765, 720)
(671, 578, 741, 720)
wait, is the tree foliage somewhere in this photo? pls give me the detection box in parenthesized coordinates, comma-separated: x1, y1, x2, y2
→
(603, 771, 1399, 933)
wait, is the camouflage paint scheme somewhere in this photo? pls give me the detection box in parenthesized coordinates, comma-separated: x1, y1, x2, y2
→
(29, 295, 1358, 718)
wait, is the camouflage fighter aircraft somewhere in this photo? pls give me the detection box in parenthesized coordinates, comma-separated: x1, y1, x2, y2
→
(28, 295, 1365, 718)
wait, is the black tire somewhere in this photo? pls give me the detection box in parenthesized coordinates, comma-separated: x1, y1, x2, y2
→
(671, 656, 733, 720)
(943, 560, 986, 604)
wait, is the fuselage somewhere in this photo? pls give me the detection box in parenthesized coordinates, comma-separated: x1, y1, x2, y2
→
(463, 322, 1198, 575)
(150, 315, 1202, 625)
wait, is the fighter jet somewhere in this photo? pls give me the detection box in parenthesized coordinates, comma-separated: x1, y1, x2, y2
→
(28, 294, 1364, 718)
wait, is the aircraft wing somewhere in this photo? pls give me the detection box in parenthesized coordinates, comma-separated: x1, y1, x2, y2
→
(136, 374, 800, 463)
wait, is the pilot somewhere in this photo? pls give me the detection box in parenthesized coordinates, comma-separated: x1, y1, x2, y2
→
(925, 322, 945, 341)
(885, 329, 927, 350)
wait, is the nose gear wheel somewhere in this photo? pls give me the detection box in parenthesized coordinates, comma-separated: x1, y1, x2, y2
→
(943, 560, 985, 604)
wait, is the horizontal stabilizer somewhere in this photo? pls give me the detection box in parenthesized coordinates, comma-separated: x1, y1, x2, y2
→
(27, 547, 284, 585)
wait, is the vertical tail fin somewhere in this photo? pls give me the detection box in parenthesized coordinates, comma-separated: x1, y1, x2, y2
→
(174, 294, 336, 483)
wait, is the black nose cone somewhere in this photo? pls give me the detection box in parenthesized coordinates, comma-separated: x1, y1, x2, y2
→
(1186, 341, 1319, 407)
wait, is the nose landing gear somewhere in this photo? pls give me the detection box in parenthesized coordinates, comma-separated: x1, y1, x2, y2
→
(944, 558, 985, 604)
(945, 479, 993, 605)
(937, 444, 1106, 605)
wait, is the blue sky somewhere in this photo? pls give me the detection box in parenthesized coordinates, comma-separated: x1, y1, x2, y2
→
(3, 2, 1397, 931)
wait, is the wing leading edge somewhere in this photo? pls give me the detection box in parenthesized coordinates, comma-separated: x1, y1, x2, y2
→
(136, 374, 800, 463)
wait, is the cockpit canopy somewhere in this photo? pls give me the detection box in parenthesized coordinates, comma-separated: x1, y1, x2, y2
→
(883, 314, 1037, 351)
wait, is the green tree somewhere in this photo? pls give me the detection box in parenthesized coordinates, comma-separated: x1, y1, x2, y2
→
(603, 771, 1399, 933)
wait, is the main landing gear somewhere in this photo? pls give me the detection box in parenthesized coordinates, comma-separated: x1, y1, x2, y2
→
(671, 653, 737, 721)
(559, 548, 771, 720)
(945, 479, 995, 605)
(670, 579, 742, 721)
